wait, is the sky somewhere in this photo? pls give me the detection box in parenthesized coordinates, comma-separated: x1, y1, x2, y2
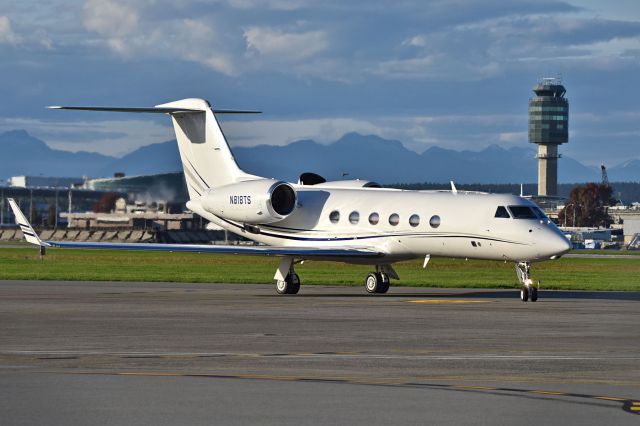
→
(0, 0, 639, 166)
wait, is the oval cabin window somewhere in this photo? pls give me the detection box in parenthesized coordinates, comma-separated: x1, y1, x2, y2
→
(369, 212, 379, 225)
(349, 211, 360, 225)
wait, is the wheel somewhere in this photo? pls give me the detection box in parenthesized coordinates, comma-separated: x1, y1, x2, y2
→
(520, 287, 529, 302)
(288, 273, 300, 295)
(276, 273, 300, 295)
(376, 273, 390, 294)
(530, 287, 538, 302)
(276, 279, 289, 294)
(365, 272, 379, 293)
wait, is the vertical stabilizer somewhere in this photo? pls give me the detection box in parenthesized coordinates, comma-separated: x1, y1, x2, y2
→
(156, 98, 258, 198)
(48, 98, 259, 200)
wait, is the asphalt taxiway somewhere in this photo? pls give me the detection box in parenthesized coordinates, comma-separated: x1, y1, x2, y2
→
(1, 281, 639, 425)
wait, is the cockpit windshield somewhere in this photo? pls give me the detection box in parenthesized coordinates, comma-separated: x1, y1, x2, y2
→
(532, 207, 548, 219)
(507, 206, 538, 219)
(494, 206, 511, 218)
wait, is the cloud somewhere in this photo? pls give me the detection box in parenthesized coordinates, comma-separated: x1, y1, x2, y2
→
(402, 35, 427, 47)
(372, 56, 437, 79)
(37, 0, 640, 83)
(81, 1, 238, 74)
(227, 0, 304, 10)
(499, 132, 527, 143)
(244, 26, 328, 61)
(176, 19, 237, 75)
(447, 14, 640, 67)
(0, 16, 20, 45)
(83, 0, 138, 55)
(3, 0, 640, 168)
(83, 0, 138, 37)
(372, 55, 501, 81)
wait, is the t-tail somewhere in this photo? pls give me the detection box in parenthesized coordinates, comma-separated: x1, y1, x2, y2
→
(48, 98, 261, 199)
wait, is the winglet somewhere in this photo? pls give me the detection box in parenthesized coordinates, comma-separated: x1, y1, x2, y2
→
(7, 198, 48, 247)
(450, 181, 458, 194)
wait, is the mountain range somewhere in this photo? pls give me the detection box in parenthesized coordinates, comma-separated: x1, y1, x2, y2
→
(1, 130, 638, 184)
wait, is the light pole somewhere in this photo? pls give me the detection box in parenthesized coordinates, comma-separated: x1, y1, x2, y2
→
(563, 203, 574, 227)
(563, 203, 582, 227)
(573, 203, 584, 227)
(570, 203, 583, 227)
(54, 189, 59, 229)
(29, 189, 33, 223)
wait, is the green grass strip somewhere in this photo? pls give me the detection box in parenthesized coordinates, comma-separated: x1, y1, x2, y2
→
(1, 247, 639, 291)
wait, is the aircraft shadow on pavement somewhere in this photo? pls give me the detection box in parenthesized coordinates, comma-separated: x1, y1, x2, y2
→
(262, 289, 640, 301)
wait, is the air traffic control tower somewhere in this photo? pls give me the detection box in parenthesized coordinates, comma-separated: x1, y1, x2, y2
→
(528, 78, 569, 196)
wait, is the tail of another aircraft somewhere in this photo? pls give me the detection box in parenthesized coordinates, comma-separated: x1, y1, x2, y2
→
(48, 98, 261, 199)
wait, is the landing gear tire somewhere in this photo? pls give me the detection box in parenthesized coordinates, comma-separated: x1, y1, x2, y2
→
(365, 273, 378, 293)
(276, 273, 300, 295)
(365, 272, 389, 294)
(530, 286, 538, 302)
(520, 286, 529, 302)
(376, 273, 390, 294)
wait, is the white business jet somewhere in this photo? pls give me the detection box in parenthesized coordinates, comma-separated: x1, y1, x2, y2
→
(9, 98, 571, 301)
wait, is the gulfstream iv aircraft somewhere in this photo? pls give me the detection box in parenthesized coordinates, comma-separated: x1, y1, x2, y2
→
(10, 98, 572, 301)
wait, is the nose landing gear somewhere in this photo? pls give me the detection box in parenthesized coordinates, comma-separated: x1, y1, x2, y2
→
(516, 261, 539, 302)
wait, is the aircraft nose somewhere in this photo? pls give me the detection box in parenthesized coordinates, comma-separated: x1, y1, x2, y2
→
(549, 234, 572, 258)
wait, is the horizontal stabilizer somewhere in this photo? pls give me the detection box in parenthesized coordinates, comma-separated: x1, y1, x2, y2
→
(47, 106, 202, 113)
(47, 106, 261, 114)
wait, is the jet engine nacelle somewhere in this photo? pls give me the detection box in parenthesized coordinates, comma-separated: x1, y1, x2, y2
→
(201, 179, 297, 224)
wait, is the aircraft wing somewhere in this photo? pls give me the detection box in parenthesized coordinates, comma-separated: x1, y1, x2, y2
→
(41, 241, 381, 258)
(7, 199, 382, 259)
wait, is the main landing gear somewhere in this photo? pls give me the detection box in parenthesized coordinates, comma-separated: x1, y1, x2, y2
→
(515, 261, 538, 302)
(365, 272, 390, 294)
(276, 271, 300, 294)
(364, 265, 398, 294)
(273, 258, 399, 295)
(275, 257, 301, 294)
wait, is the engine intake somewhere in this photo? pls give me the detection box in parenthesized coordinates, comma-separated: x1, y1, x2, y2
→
(271, 183, 296, 216)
